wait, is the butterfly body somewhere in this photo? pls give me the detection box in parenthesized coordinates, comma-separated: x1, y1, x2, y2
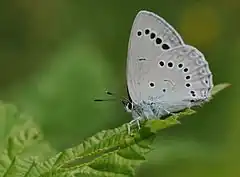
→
(131, 100, 172, 120)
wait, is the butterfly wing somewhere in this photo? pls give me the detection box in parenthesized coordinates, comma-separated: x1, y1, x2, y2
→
(127, 10, 185, 104)
(138, 45, 213, 113)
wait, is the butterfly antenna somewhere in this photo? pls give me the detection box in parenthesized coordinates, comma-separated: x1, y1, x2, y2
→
(105, 90, 116, 96)
(105, 90, 132, 106)
(94, 89, 130, 104)
(94, 98, 116, 102)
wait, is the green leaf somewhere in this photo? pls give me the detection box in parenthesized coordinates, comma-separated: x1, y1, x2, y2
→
(0, 83, 230, 177)
(211, 83, 230, 96)
(0, 102, 55, 177)
(144, 109, 196, 133)
(51, 83, 229, 176)
(37, 110, 196, 176)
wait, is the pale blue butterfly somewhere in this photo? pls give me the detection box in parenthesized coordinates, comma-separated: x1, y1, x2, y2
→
(123, 10, 213, 132)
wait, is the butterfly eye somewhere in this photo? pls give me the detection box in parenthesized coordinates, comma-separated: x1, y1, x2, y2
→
(127, 102, 133, 110)
(125, 102, 133, 113)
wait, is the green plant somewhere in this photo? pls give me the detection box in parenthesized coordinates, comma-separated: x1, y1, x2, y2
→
(0, 83, 230, 177)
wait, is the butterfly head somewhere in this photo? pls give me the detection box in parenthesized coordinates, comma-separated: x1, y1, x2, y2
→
(122, 100, 133, 113)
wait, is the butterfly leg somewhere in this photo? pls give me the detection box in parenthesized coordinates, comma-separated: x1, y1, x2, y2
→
(127, 117, 141, 134)
(164, 109, 171, 115)
(136, 118, 141, 129)
(163, 109, 177, 119)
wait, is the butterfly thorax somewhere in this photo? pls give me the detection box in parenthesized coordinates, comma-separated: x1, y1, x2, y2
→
(131, 100, 170, 120)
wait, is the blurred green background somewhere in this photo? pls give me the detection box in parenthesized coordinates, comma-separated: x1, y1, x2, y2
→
(0, 0, 238, 176)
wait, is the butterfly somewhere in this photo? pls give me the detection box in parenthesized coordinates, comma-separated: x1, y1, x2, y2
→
(122, 10, 213, 132)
